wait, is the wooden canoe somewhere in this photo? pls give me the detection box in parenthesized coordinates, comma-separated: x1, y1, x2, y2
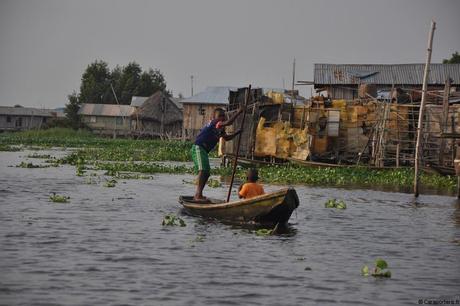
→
(179, 188, 299, 225)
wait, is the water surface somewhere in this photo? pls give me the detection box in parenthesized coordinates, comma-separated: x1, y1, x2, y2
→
(0, 150, 459, 305)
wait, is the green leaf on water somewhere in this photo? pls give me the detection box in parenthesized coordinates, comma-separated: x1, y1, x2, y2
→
(325, 198, 347, 209)
(255, 228, 273, 236)
(361, 265, 369, 276)
(162, 214, 186, 227)
(49, 193, 70, 203)
(336, 200, 347, 209)
(372, 269, 391, 278)
(104, 179, 117, 187)
(207, 178, 222, 188)
(382, 270, 391, 278)
(363, 258, 391, 278)
(375, 258, 388, 270)
(325, 199, 337, 208)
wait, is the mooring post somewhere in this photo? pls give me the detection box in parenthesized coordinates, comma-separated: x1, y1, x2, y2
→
(414, 20, 436, 197)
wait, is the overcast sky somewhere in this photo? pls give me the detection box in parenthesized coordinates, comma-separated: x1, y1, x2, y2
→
(0, 0, 459, 108)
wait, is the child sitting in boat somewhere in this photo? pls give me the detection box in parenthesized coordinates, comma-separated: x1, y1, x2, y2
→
(238, 168, 265, 199)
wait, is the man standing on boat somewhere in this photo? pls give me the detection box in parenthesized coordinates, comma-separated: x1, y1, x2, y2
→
(192, 107, 243, 201)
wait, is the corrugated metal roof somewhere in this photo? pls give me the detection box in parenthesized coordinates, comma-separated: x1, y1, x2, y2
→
(181, 86, 287, 105)
(78, 104, 135, 117)
(181, 87, 237, 105)
(130, 96, 149, 107)
(0, 106, 56, 117)
(314, 63, 460, 85)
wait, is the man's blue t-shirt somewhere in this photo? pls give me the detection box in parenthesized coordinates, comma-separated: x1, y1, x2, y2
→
(194, 119, 224, 152)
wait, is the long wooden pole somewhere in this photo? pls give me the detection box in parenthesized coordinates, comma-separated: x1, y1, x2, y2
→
(227, 85, 251, 202)
(414, 20, 436, 197)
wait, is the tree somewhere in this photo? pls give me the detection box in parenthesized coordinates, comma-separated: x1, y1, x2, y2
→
(118, 62, 142, 103)
(443, 51, 460, 64)
(64, 92, 81, 129)
(70, 59, 169, 108)
(79, 60, 112, 104)
(135, 68, 170, 97)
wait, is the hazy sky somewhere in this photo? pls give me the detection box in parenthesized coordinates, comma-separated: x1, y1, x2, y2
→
(1, 0, 459, 108)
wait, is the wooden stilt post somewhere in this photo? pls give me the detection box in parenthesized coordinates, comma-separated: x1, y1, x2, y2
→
(439, 78, 451, 166)
(414, 20, 436, 197)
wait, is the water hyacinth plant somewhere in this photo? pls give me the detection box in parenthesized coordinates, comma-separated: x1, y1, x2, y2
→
(104, 179, 117, 188)
(16, 161, 49, 168)
(255, 228, 273, 236)
(0, 144, 20, 151)
(49, 193, 70, 203)
(27, 153, 52, 159)
(324, 199, 347, 209)
(162, 214, 186, 227)
(362, 258, 392, 278)
(207, 178, 222, 188)
(1, 128, 457, 193)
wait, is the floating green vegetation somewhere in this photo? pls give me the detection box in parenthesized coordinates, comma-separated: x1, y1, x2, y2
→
(104, 170, 152, 180)
(324, 198, 347, 209)
(255, 228, 273, 236)
(362, 258, 392, 278)
(257, 165, 457, 192)
(207, 178, 222, 188)
(26, 153, 52, 159)
(76, 165, 86, 176)
(183, 178, 222, 188)
(0, 144, 20, 151)
(0, 128, 199, 162)
(162, 214, 186, 227)
(104, 179, 117, 188)
(16, 161, 49, 168)
(2, 128, 456, 193)
(94, 160, 193, 175)
(49, 193, 70, 203)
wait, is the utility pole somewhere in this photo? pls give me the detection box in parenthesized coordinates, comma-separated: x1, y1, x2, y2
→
(191, 75, 194, 96)
(292, 58, 296, 106)
(414, 20, 436, 197)
(110, 82, 126, 131)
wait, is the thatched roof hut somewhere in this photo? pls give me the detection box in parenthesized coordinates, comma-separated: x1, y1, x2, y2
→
(132, 91, 183, 138)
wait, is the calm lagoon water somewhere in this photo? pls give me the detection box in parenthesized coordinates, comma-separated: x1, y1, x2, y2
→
(0, 150, 459, 305)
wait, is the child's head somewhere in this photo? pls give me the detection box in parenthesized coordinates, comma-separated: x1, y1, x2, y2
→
(246, 168, 259, 183)
(214, 108, 226, 121)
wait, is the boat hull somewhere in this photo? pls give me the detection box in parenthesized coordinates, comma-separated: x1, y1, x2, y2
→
(179, 188, 299, 225)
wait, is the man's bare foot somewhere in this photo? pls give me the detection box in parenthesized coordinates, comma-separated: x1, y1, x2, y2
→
(193, 195, 209, 202)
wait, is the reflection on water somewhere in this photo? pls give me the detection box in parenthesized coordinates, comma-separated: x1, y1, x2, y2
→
(452, 199, 460, 227)
(0, 150, 459, 306)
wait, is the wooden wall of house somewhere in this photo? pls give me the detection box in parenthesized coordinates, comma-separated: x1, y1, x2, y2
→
(325, 86, 357, 100)
(0, 115, 49, 131)
(137, 120, 182, 138)
(182, 103, 226, 140)
(81, 115, 131, 132)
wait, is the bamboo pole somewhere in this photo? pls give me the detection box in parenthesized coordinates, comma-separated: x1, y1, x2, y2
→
(414, 20, 436, 197)
(226, 85, 251, 202)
